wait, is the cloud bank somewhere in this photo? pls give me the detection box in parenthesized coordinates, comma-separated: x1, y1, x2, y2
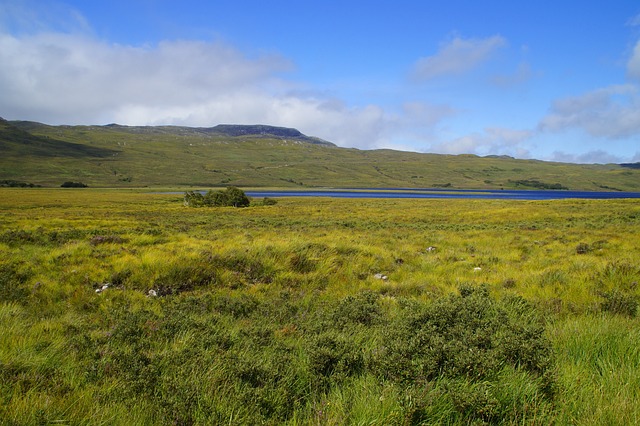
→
(429, 127, 533, 157)
(0, 29, 455, 150)
(539, 84, 640, 139)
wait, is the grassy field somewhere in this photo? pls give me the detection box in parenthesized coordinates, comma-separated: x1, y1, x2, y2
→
(3, 119, 640, 191)
(1, 188, 639, 424)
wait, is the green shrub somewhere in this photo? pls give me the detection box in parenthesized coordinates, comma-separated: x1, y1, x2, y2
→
(184, 187, 251, 207)
(373, 285, 555, 423)
(261, 197, 278, 206)
(308, 332, 365, 387)
(332, 290, 381, 328)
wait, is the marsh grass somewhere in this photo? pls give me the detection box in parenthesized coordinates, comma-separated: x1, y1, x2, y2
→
(1, 189, 639, 424)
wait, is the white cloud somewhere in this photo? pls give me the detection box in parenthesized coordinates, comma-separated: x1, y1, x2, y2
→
(628, 40, 640, 80)
(0, 33, 293, 122)
(427, 127, 533, 157)
(411, 35, 506, 81)
(549, 150, 624, 164)
(539, 84, 640, 139)
(0, 29, 436, 149)
(627, 13, 640, 27)
(491, 62, 533, 87)
(0, 19, 463, 150)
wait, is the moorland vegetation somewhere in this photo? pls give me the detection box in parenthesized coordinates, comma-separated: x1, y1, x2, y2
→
(1, 188, 639, 424)
(2, 118, 640, 191)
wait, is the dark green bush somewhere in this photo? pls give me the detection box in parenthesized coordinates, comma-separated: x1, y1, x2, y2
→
(376, 286, 553, 382)
(60, 181, 88, 188)
(332, 290, 381, 328)
(184, 187, 251, 207)
(372, 285, 555, 423)
(307, 332, 364, 387)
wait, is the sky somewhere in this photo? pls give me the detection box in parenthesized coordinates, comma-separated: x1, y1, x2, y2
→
(1, 0, 640, 163)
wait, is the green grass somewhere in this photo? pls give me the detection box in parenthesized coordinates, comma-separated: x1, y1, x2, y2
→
(1, 188, 639, 424)
(2, 119, 640, 190)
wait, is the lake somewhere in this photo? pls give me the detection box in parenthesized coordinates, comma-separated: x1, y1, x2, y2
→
(245, 188, 640, 200)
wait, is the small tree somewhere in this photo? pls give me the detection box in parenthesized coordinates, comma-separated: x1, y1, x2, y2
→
(184, 191, 204, 207)
(222, 186, 250, 207)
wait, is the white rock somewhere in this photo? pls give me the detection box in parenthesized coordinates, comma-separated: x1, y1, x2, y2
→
(374, 273, 388, 281)
(148, 289, 158, 297)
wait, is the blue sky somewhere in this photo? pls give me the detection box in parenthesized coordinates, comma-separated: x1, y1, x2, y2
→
(1, 0, 640, 163)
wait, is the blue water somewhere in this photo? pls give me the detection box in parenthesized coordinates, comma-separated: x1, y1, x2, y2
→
(245, 188, 640, 200)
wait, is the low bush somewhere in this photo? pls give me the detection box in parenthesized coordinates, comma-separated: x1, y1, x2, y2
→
(373, 285, 555, 423)
(600, 290, 638, 317)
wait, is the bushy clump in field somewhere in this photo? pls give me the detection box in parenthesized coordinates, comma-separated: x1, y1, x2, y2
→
(261, 197, 278, 206)
(576, 242, 591, 254)
(600, 290, 638, 317)
(0, 262, 32, 302)
(184, 187, 250, 207)
(373, 285, 555, 424)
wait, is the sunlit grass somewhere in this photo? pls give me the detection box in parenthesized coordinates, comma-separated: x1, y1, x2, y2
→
(1, 188, 639, 424)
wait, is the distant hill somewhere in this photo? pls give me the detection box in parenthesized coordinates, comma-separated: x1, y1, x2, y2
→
(1, 119, 639, 191)
(208, 124, 335, 146)
(0, 118, 118, 158)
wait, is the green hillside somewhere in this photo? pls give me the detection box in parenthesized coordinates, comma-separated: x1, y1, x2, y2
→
(2, 118, 639, 190)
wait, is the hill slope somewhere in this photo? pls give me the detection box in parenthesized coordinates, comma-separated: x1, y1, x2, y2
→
(1, 119, 639, 191)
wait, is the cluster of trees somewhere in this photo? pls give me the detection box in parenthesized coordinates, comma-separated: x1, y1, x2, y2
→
(184, 187, 251, 207)
(510, 179, 568, 190)
(61, 181, 88, 188)
(0, 180, 41, 188)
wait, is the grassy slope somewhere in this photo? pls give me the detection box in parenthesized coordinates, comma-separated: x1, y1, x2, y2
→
(2, 119, 640, 190)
